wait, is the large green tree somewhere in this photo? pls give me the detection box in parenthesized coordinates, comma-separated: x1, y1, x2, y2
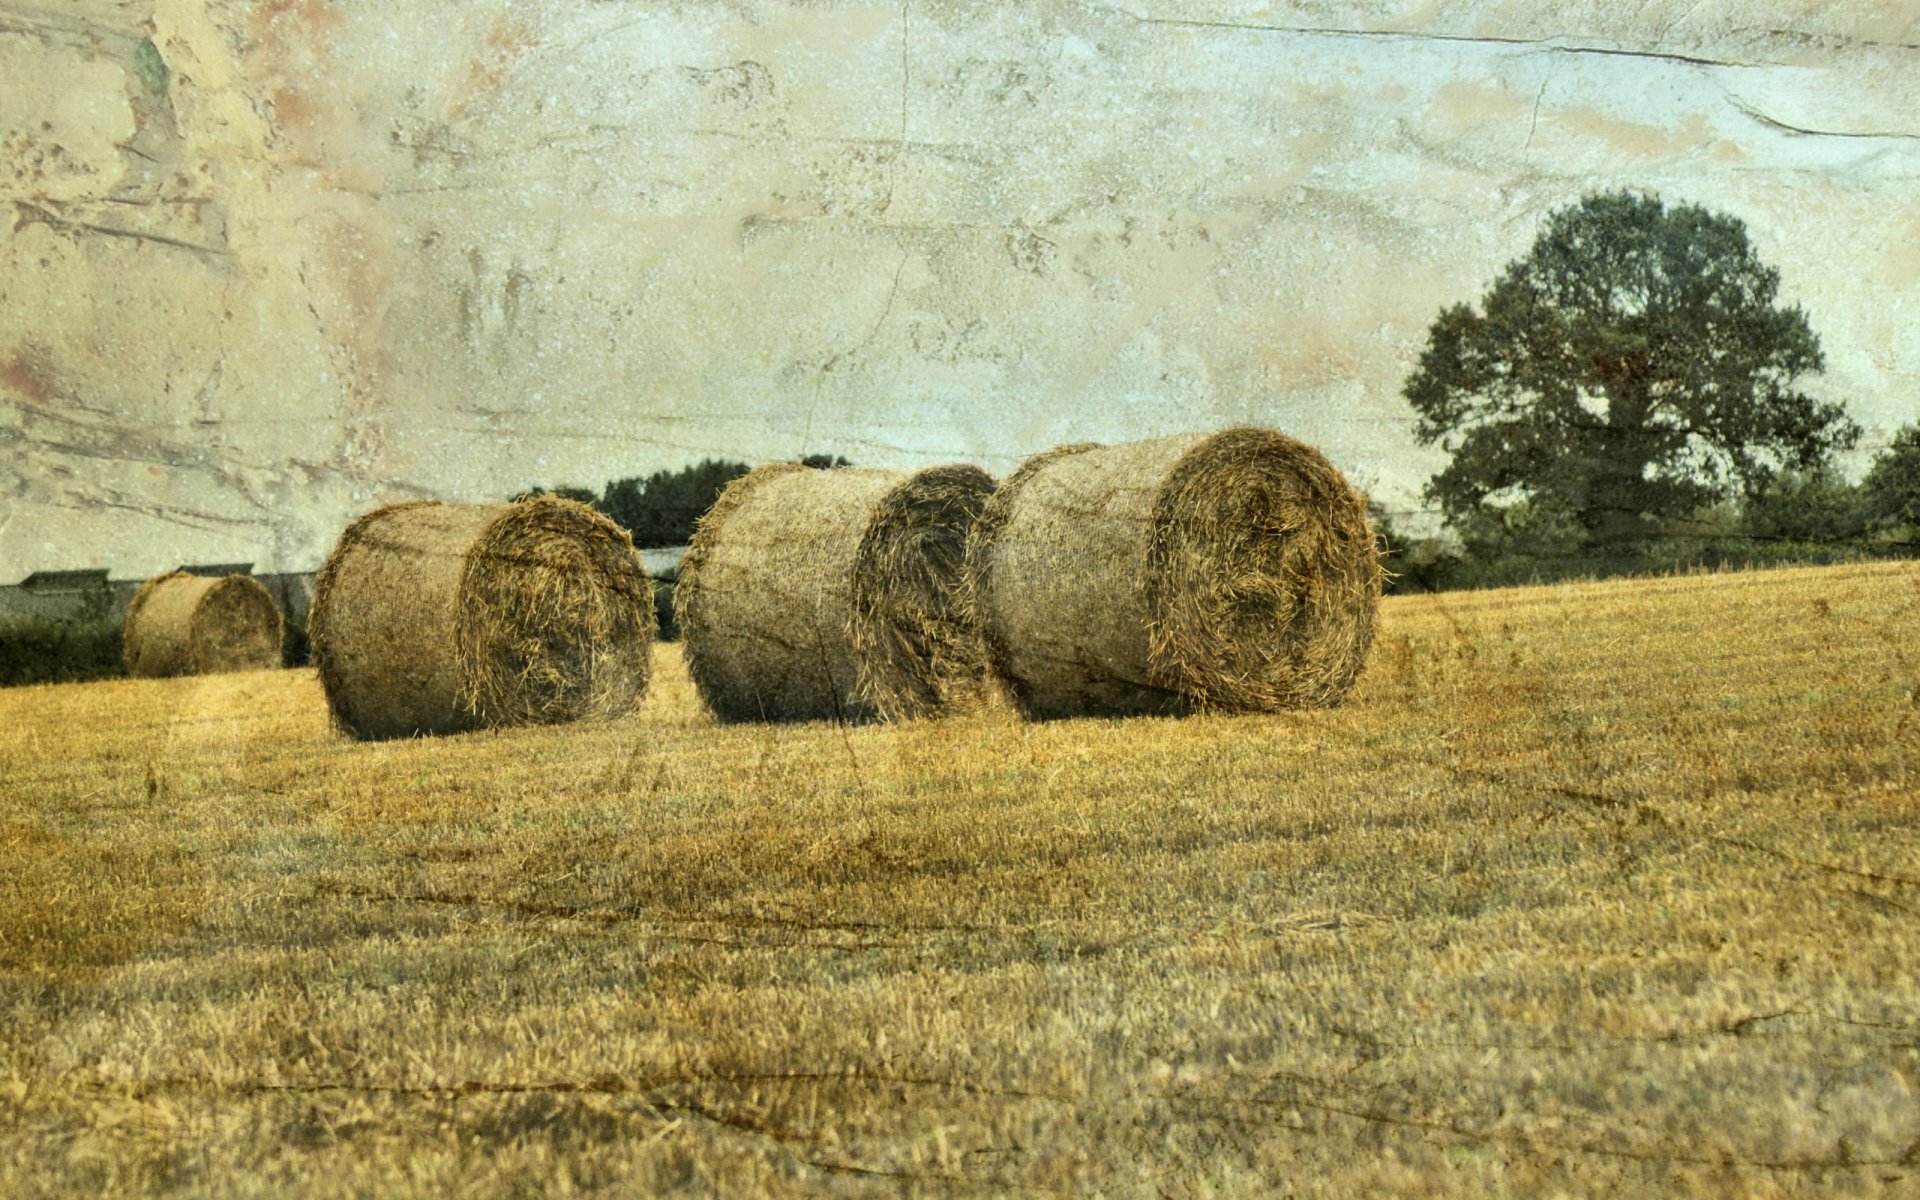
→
(1405, 191, 1858, 550)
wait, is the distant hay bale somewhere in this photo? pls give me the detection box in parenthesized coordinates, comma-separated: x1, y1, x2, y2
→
(964, 427, 1382, 719)
(123, 572, 284, 678)
(676, 463, 996, 723)
(309, 497, 653, 740)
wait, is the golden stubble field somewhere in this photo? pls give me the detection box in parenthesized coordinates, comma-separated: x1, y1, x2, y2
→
(2, 561, 1917, 1197)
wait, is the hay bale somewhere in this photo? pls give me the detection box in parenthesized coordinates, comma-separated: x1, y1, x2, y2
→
(676, 463, 996, 723)
(965, 427, 1381, 718)
(309, 497, 653, 740)
(123, 572, 285, 678)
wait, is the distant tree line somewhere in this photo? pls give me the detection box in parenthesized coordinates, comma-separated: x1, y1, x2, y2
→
(514, 453, 852, 548)
(515, 458, 746, 548)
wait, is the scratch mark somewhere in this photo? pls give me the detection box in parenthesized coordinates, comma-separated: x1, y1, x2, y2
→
(540, 16, 658, 69)
(1721, 90, 1920, 143)
(13, 202, 232, 259)
(1524, 78, 1549, 152)
(1097, 7, 1765, 71)
(804, 252, 910, 452)
(0, 5, 142, 42)
(888, 0, 911, 217)
(51, 494, 263, 532)
(1745, 25, 1920, 53)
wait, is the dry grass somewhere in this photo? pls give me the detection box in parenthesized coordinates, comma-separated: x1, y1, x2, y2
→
(2, 560, 1917, 1197)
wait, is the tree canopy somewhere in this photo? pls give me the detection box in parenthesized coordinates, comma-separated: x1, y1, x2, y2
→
(1405, 190, 1858, 550)
(607, 459, 753, 547)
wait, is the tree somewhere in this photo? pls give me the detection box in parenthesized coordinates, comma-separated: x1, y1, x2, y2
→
(1742, 467, 1868, 545)
(621, 459, 752, 546)
(1861, 424, 1920, 532)
(597, 476, 647, 534)
(799, 453, 852, 469)
(1405, 191, 1859, 552)
(511, 462, 753, 545)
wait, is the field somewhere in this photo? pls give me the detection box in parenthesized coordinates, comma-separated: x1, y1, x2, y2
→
(2, 560, 1917, 1197)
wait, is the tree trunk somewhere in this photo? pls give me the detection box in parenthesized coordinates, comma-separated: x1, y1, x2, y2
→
(1581, 391, 1659, 549)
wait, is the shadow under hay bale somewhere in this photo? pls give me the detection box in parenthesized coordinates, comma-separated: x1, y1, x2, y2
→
(123, 572, 284, 679)
(964, 427, 1381, 719)
(676, 463, 996, 723)
(309, 497, 653, 740)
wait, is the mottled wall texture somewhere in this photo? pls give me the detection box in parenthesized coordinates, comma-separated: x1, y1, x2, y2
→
(3, 1, 1917, 575)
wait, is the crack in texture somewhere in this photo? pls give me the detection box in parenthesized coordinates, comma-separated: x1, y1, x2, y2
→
(1098, 7, 1916, 71)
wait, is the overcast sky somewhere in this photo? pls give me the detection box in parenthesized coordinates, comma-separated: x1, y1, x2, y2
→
(3, 3, 1917, 578)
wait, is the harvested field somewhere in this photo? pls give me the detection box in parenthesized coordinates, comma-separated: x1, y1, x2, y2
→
(2, 560, 1917, 1197)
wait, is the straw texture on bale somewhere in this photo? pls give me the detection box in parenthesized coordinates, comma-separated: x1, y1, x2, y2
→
(965, 427, 1381, 719)
(309, 497, 653, 740)
(123, 572, 284, 678)
(677, 464, 995, 723)
(848, 464, 998, 720)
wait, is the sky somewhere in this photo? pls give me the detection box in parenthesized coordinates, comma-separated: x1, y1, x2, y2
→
(3, 2, 1917, 578)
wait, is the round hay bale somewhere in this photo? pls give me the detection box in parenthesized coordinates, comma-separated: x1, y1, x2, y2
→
(123, 572, 285, 678)
(676, 463, 996, 723)
(309, 497, 653, 740)
(965, 427, 1381, 719)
